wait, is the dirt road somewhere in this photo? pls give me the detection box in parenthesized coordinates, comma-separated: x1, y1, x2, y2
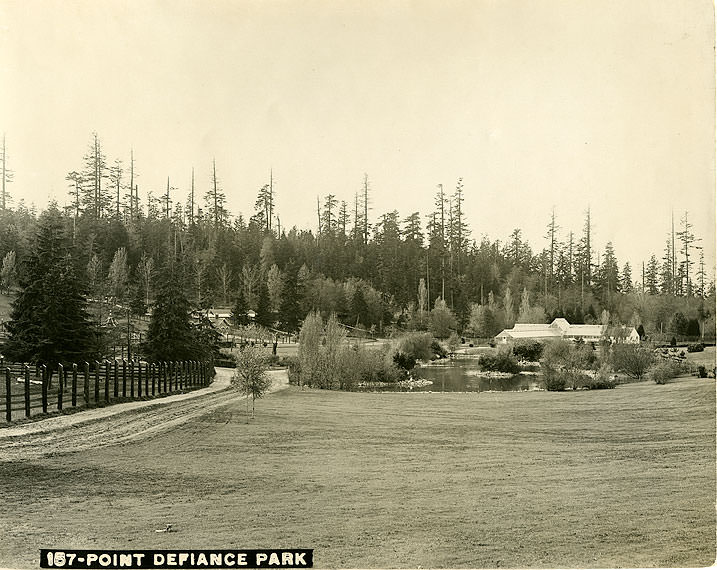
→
(0, 367, 288, 461)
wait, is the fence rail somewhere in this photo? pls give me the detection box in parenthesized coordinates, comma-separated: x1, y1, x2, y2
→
(0, 359, 214, 423)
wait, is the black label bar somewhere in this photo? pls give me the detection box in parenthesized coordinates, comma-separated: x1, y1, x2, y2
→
(40, 550, 313, 569)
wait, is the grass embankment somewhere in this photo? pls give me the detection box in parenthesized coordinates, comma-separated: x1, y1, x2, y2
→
(0, 376, 714, 568)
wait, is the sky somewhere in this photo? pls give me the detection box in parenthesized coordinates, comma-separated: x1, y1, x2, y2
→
(0, 0, 715, 276)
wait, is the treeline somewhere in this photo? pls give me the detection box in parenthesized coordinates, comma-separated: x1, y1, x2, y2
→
(0, 132, 714, 346)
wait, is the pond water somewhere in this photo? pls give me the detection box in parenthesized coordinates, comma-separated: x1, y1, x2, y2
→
(394, 357, 541, 392)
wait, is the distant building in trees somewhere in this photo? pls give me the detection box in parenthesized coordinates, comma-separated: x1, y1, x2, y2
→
(495, 318, 639, 345)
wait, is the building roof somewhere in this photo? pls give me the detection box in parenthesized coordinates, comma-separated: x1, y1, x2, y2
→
(497, 319, 639, 343)
(497, 328, 561, 339)
(565, 324, 605, 337)
(512, 323, 552, 330)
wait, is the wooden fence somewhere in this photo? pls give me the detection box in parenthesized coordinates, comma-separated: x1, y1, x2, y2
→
(0, 359, 214, 423)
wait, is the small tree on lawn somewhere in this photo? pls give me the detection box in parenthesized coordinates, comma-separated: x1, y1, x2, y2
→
(233, 345, 272, 419)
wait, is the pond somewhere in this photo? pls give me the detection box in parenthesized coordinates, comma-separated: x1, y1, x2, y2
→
(382, 357, 541, 392)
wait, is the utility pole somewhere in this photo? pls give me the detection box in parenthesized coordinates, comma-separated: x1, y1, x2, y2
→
(362, 174, 370, 245)
(190, 167, 195, 224)
(671, 210, 676, 293)
(127, 308, 132, 361)
(129, 148, 134, 219)
(437, 183, 446, 300)
(316, 196, 321, 236)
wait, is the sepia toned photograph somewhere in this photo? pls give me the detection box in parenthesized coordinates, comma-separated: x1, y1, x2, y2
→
(0, 1, 715, 568)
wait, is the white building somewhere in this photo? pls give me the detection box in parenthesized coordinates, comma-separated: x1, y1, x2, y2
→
(496, 318, 639, 344)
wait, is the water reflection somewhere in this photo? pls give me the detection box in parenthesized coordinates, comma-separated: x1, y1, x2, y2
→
(399, 358, 540, 392)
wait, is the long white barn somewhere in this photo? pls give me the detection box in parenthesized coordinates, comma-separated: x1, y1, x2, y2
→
(496, 318, 639, 344)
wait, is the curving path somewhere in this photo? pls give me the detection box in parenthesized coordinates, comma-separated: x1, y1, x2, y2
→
(0, 367, 289, 461)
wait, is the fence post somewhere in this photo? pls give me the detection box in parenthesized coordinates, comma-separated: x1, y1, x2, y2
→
(24, 365, 31, 418)
(163, 362, 168, 392)
(137, 361, 142, 397)
(41, 364, 48, 414)
(168, 362, 173, 392)
(104, 362, 110, 403)
(113, 360, 118, 398)
(83, 362, 90, 405)
(57, 363, 64, 412)
(5, 368, 11, 422)
(151, 363, 156, 396)
(144, 361, 149, 396)
(129, 360, 135, 398)
(94, 361, 100, 404)
(71, 363, 78, 407)
(122, 360, 127, 397)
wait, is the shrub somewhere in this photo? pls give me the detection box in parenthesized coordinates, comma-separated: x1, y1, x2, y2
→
(513, 341, 544, 362)
(286, 357, 301, 385)
(611, 344, 654, 379)
(649, 361, 683, 384)
(541, 339, 595, 390)
(393, 351, 417, 371)
(265, 354, 292, 368)
(697, 365, 708, 378)
(447, 332, 461, 354)
(543, 372, 567, 391)
(397, 332, 433, 362)
(687, 343, 705, 353)
(214, 357, 237, 368)
(430, 340, 447, 359)
(582, 365, 617, 389)
(478, 349, 520, 374)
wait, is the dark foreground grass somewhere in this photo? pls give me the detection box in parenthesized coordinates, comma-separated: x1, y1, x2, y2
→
(0, 377, 714, 568)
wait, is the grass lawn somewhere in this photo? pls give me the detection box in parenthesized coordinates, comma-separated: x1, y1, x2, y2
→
(0, 376, 714, 568)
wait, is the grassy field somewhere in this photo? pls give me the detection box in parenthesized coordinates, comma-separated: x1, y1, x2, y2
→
(0, 374, 714, 568)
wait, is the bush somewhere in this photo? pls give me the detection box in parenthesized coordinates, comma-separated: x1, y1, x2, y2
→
(512, 341, 544, 362)
(611, 344, 654, 379)
(447, 332, 461, 354)
(430, 340, 447, 360)
(540, 339, 595, 390)
(697, 365, 708, 378)
(543, 372, 567, 391)
(286, 357, 301, 385)
(478, 349, 520, 374)
(265, 354, 293, 368)
(649, 360, 684, 384)
(687, 343, 705, 353)
(582, 365, 617, 389)
(393, 351, 417, 371)
(396, 332, 433, 362)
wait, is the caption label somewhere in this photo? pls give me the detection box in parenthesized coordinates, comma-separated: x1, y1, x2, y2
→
(40, 550, 313, 569)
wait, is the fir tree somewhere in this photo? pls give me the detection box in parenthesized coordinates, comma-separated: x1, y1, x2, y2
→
(142, 264, 199, 361)
(3, 206, 97, 365)
(233, 288, 249, 326)
(254, 280, 273, 328)
(279, 263, 301, 332)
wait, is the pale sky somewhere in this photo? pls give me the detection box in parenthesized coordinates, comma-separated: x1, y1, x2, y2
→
(0, 0, 714, 275)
